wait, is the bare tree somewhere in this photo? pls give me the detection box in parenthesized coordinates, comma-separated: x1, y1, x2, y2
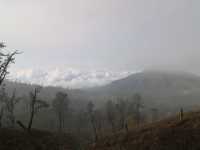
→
(87, 101, 98, 142)
(0, 42, 19, 86)
(4, 89, 21, 127)
(0, 43, 19, 127)
(133, 93, 144, 126)
(106, 100, 116, 134)
(116, 97, 128, 131)
(0, 84, 7, 127)
(76, 110, 87, 134)
(93, 109, 104, 138)
(0, 108, 4, 128)
(27, 86, 49, 132)
(52, 92, 69, 132)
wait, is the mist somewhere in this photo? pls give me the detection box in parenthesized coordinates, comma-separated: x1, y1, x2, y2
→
(0, 1, 200, 150)
(0, 0, 199, 74)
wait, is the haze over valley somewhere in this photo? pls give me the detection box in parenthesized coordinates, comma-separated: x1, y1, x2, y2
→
(0, 0, 200, 150)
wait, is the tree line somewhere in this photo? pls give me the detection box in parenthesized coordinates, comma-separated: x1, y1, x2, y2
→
(0, 43, 160, 145)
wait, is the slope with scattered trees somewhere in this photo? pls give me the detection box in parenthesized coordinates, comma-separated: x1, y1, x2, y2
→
(89, 110, 200, 150)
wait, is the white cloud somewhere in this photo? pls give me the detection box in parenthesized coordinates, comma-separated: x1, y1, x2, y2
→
(8, 68, 133, 89)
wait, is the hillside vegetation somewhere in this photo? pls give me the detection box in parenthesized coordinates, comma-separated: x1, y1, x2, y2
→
(90, 111, 200, 150)
(2, 70, 200, 150)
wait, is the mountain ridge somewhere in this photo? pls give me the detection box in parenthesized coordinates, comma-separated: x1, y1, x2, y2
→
(85, 70, 200, 109)
(4, 70, 200, 110)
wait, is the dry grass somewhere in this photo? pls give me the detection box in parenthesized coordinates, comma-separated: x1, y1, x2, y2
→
(90, 111, 200, 150)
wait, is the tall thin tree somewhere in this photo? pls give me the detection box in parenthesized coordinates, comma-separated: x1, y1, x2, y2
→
(133, 93, 144, 126)
(27, 86, 49, 132)
(106, 100, 116, 134)
(52, 92, 69, 132)
(116, 97, 127, 130)
(4, 89, 21, 127)
(87, 101, 98, 142)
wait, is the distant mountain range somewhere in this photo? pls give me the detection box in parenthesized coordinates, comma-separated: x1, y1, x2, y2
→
(86, 70, 200, 109)
(6, 70, 200, 110)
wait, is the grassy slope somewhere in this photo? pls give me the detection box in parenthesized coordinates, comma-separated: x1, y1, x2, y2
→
(90, 111, 200, 150)
(0, 129, 80, 150)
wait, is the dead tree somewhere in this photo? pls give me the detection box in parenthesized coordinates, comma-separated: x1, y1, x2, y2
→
(116, 97, 127, 130)
(0, 87, 20, 128)
(0, 42, 19, 86)
(87, 101, 98, 142)
(76, 110, 87, 134)
(27, 86, 49, 132)
(94, 109, 104, 138)
(0, 107, 4, 127)
(0, 43, 19, 127)
(0, 84, 7, 127)
(133, 93, 144, 126)
(4, 89, 21, 127)
(106, 100, 116, 134)
(52, 92, 69, 132)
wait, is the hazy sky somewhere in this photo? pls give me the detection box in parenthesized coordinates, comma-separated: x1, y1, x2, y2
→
(0, 0, 200, 88)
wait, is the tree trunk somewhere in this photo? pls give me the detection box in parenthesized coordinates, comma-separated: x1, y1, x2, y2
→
(17, 120, 27, 131)
(92, 121, 98, 142)
(28, 107, 34, 132)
